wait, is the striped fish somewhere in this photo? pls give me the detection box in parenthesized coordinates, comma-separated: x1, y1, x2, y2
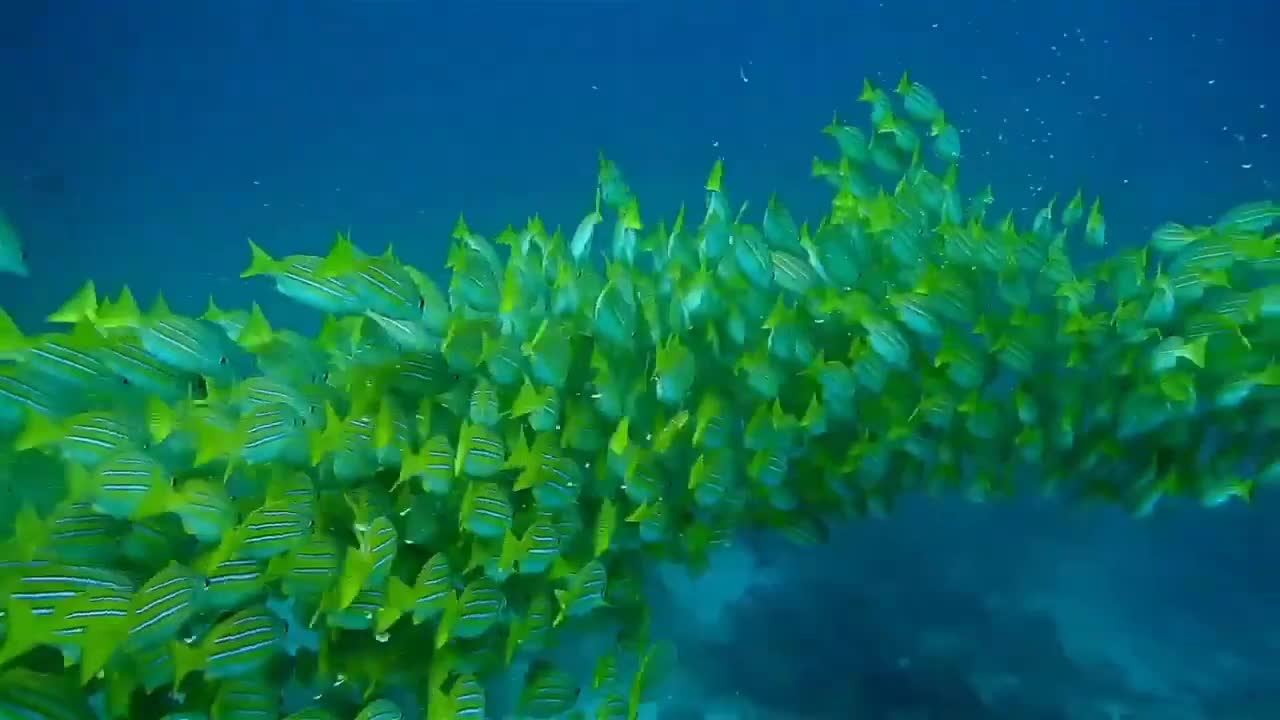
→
(518, 661, 581, 718)
(266, 532, 339, 601)
(361, 516, 398, 587)
(101, 335, 196, 401)
(596, 693, 628, 720)
(137, 311, 231, 379)
(554, 560, 608, 625)
(242, 242, 365, 316)
(43, 501, 126, 565)
(499, 511, 562, 575)
(409, 552, 455, 625)
(232, 502, 311, 560)
(0, 667, 97, 720)
(124, 561, 203, 651)
(385, 352, 455, 397)
(468, 378, 500, 426)
(0, 585, 130, 667)
(127, 642, 178, 692)
(454, 674, 489, 718)
(436, 576, 505, 646)
(460, 481, 513, 539)
(455, 420, 506, 478)
(323, 583, 388, 632)
(73, 449, 171, 519)
(174, 605, 283, 685)
(366, 310, 436, 353)
(510, 592, 553, 660)
(0, 365, 69, 430)
(333, 254, 426, 322)
(355, 698, 404, 720)
(400, 434, 455, 496)
(17, 410, 139, 467)
(202, 556, 267, 611)
(14, 332, 112, 391)
(169, 478, 237, 544)
(210, 677, 281, 720)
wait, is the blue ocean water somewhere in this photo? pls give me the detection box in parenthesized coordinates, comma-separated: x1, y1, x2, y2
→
(2, 0, 1277, 717)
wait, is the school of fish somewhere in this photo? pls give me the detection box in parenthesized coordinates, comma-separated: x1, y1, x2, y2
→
(0, 71, 1277, 719)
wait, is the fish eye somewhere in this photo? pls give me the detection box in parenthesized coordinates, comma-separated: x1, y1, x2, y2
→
(218, 356, 228, 365)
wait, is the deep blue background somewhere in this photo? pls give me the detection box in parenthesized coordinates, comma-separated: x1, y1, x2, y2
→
(2, 1, 1279, 717)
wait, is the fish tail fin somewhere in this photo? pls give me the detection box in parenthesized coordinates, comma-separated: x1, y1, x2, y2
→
(65, 461, 92, 503)
(145, 395, 176, 444)
(170, 639, 204, 691)
(433, 592, 458, 649)
(237, 303, 275, 351)
(498, 529, 524, 573)
(46, 280, 98, 324)
(503, 617, 525, 666)
(192, 423, 233, 468)
(79, 622, 124, 685)
(15, 408, 62, 451)
(0, 307, 27, 354)
(241, 239, 278, 278)
(375, 577, 412, 634)
(0, 598, 48, 667)
(97, 286, 141, 328)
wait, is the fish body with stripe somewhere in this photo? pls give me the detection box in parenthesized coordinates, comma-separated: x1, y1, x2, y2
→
(0, 363, 75, 430)
(399, 434, 456, 495)
(172, 604, 283, 686)
(0, 667, 97, 720)
(98, 334, 197, 402)
(455, 420, 506, 478)
(407, 552, 456, 625)
(168, 477, 237, 543)
(68, 449, 173, 520)
(227, 501, 312, 561)
(499, 511, 563, 575)
(0, 327, 116, 393)
(219, 401, 311, 469)
(201, 555, 268, 611)
(435, 576, 506, 647)
(241, 240, 365, 315)
(460, 480, 514, 539)
(0, 584, 130, 667)
(210, 677, 282, 720)
(318, 237, 427, 322)
(518, 661, 582, 718)
(15, 409, 143, 467)
(121, 561, 205, 653)
(554, 560, 609, 626)
(265, 532, 340, 602)
(41, 500, 128, 564)
(356, 698, 405, 720)
(113, 296, 236, 380)
(429, 672, 486, 720)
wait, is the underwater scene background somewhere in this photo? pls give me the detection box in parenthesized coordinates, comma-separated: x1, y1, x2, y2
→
(2, 0, 1279, 718)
